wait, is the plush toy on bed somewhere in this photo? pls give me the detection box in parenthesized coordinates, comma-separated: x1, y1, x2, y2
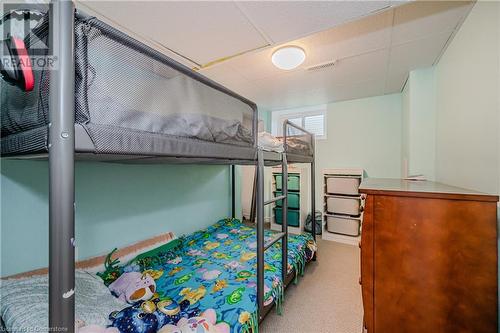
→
(108, 271, 157, 304)
(109, 297, 200, 333)
(75, 319, 119, 333)
(158, 309, 230, 333)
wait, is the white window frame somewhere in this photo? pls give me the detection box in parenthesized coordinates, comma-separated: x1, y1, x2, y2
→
(271, 105, 327, 140)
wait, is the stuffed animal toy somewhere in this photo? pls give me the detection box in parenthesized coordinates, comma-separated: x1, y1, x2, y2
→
(75, 320, 119, 333)
(109, 298, 200, 333)
(158, 309, 230, 333)
(109, 304, 159, 333)
(76, 319, 86, 330)
(109, 271, 156, 304)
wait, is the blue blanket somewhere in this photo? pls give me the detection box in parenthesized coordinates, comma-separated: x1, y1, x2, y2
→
(112, 218, 316, 333)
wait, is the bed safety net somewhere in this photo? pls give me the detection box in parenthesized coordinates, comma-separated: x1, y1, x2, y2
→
(282, 126, 314, 157)
(1, 10, 256, 157)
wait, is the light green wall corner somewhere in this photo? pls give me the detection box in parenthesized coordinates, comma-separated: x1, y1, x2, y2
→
(1, 160, 233, 276)
(259, 109, 272, 131)
(402, 2, 499, 194)
(434, 1, 499, 195)
(401, 67, 437, 180)
(313, 93, 403, 206)
(316, 93, 403, 178)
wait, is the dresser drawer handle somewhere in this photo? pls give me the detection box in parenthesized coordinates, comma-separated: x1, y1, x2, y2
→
(359, 277, 362, 285)
(358, 241, 362, 249)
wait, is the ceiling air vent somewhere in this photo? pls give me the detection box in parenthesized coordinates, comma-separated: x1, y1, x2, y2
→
(305, 60, 337, 71)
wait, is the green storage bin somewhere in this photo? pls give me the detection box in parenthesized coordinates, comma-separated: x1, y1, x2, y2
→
(274, 207, 300, 227)
(274, 173, 300, 191)
(274, 191, 300, 209)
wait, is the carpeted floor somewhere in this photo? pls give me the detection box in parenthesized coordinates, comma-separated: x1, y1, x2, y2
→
(260, 238, 363, 333)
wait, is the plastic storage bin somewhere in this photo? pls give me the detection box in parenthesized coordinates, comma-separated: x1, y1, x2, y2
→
(274, 191, 300, 209)
(274, 207, 300, 227)
(326, 176, 360, 195)
(326, 196, 361, 216)
(274, 174, 300, 191)
(325, 215, 360, 236)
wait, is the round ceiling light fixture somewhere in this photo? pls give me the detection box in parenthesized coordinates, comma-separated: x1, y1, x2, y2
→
(271, 46, 306, 70)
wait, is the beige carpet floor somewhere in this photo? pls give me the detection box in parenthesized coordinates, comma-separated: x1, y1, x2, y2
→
(260, 239, 363, 333)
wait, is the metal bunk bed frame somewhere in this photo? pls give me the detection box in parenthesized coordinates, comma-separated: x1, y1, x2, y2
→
(42, 0, 316, 331)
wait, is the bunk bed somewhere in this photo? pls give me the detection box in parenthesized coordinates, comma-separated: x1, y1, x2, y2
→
(0, 2, 317, 332)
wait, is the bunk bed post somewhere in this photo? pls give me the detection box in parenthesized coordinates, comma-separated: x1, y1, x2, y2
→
(282, 122, 288, 282)
(256, 148, 265, 319)
(250, 104, 259, 223)
(311, 133, 316, 241)
(48, 0, 76, 331)
(231, 165, 236, 218)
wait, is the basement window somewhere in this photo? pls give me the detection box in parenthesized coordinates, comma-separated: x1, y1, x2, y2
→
(272, 105, 327, 140)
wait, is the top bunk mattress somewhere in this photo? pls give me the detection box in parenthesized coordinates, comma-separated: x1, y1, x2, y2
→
(1, 9, 257, 158)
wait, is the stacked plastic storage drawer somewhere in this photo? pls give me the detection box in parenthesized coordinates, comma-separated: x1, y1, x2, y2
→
(273, 173, 300, 227)
(324, 174, 363, 237)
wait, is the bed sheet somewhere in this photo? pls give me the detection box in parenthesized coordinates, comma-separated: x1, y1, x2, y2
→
(118, 218, 316, 333)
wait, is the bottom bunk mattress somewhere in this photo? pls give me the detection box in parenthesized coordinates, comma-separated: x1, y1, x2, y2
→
(102, 218, 316, 333)
(0, 270, 128, 331)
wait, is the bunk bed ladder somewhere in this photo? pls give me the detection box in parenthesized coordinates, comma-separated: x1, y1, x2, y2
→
(256, 148, 288, 321)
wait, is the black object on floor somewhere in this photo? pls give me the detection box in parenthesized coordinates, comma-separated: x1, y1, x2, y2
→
(305, 211, 322, 235)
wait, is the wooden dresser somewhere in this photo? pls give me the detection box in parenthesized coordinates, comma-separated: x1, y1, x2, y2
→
(359, 178, 498, 333)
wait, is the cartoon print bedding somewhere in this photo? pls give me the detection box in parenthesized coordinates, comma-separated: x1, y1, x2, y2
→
(101, 218, 316, 333)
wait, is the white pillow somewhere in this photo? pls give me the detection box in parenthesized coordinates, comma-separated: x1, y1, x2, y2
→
(0, 270, 126, 331)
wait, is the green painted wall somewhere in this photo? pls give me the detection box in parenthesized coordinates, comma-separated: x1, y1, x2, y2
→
(1, 160, 233, 276)
(434, 1, 499, 195)
(401, 2, 499, 194)
(313, 93, 402, 207)
(0, 108, 269, 277)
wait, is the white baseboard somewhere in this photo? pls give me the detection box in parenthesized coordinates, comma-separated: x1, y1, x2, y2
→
(322, 231, 360, 246)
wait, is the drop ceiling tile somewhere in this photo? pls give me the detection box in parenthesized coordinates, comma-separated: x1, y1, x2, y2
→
(385, 72, 408, 93)
(391, 0, 413, 6)
(77, 0, 473, 111)
(301, 10, 393, 65)
(330, 79, 386, 103)
(199, 65, 247, 86)
(236, 48, 388, 109)
(200, 8, 394, 83)
(392, 1, 473, 45)
(198, 65, 260, 101)
(80, 1, 268, 65)
(324, 48, 389, 85)
(388, 31, 451, 76)
(237, 1, 392, 44)
(253, 78, 386, 110)
(220, 47, 295, 81)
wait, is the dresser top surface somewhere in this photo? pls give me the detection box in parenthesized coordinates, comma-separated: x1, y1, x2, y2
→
(359, 178, 499, 202)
